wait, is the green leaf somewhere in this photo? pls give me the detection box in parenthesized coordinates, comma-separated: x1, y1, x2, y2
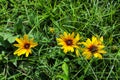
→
(3, 33, 13, 40)
(0, 32, 12, 40)
(0, 32, 19, 43)
(8, 35, 19, 43)
(62, 62, 69, 77)
(56, 74, 68, 80)
(117, 50, 120, 56)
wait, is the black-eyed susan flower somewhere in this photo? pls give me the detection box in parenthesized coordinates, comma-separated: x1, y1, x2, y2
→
(13, 34, 38, 57)
(82, 36, 106, 59)
(56, 32, 81, 56)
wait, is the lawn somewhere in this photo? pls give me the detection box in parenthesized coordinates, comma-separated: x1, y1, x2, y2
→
(0, 0, 120, 80)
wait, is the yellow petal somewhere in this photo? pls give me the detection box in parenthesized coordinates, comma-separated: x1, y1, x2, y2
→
(74, 45, 79, 48)
(13, 44, 21, 47)
(92, 36, 97, 44)
(64, 32, 68, 37)
(69, 47, 74, 52)
(82, 52, 92, 59)
(15, 38, 23, 44)
(25, 51, 29, 57)
(75, 33, 80, 42)
(23, 34, 28, 41)
(98, 45, 105, 49)
(63, 48, 68, 53)
(58, 42, 65, 45)
(14, 48, 22, 55)
(28, 49, 32, 54)
(81, 42, 87, 47)
(75, 49, 80, 57)
(82, 38, 91, 47)
(71, 32, 75, 38)
(98, 50, 106, 54)
(86, 38, 92, 45)
(100, 36, 103, 42)
(56, 38, 63, 42)
(17, 49, 26, 56)
(94, 53, 102, 59)
(30, 42, 38, 48)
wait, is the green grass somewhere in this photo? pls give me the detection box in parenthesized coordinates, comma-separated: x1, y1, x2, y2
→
(0, 0, 120, 80)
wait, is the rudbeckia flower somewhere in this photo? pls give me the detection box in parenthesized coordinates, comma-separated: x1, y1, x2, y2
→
(56, 32, 81, 56)
(82, 36, 106, 59)
(13, 34, 38, 57)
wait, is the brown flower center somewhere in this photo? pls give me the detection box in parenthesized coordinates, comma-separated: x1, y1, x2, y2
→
(24, 43, 30, 49)
(65, 39, 73, 46)
(89, 45, 98, 53)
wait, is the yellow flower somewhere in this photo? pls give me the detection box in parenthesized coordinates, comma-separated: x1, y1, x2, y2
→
(56, 32, 81, 56)
(49, 27, 54, 33)
(13, 34, 38, 57)
(82, 36, 106, 59)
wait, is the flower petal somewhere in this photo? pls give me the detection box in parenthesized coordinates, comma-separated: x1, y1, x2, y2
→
(98, 50, 106, 54)
(17, 49, 26, 56)
(14, 48, 22, 55)
(100, 36, 103, 42)
(15, 38, 23, 44)
(75, 49, 80, 57)
(13, 44, 21, 47)
(25, 51, 29, 57)
(64, 32, 67, 37)
(75, 33, 80, 42)
(92, 36, 97, 44)
(82, 52, 92, 59)
(94, 53, 102, 59)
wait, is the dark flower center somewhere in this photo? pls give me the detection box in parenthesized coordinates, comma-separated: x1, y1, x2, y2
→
(89, 45, 98, 53)
(24, 43, 30, 49)
(65, 39, 73, 46)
